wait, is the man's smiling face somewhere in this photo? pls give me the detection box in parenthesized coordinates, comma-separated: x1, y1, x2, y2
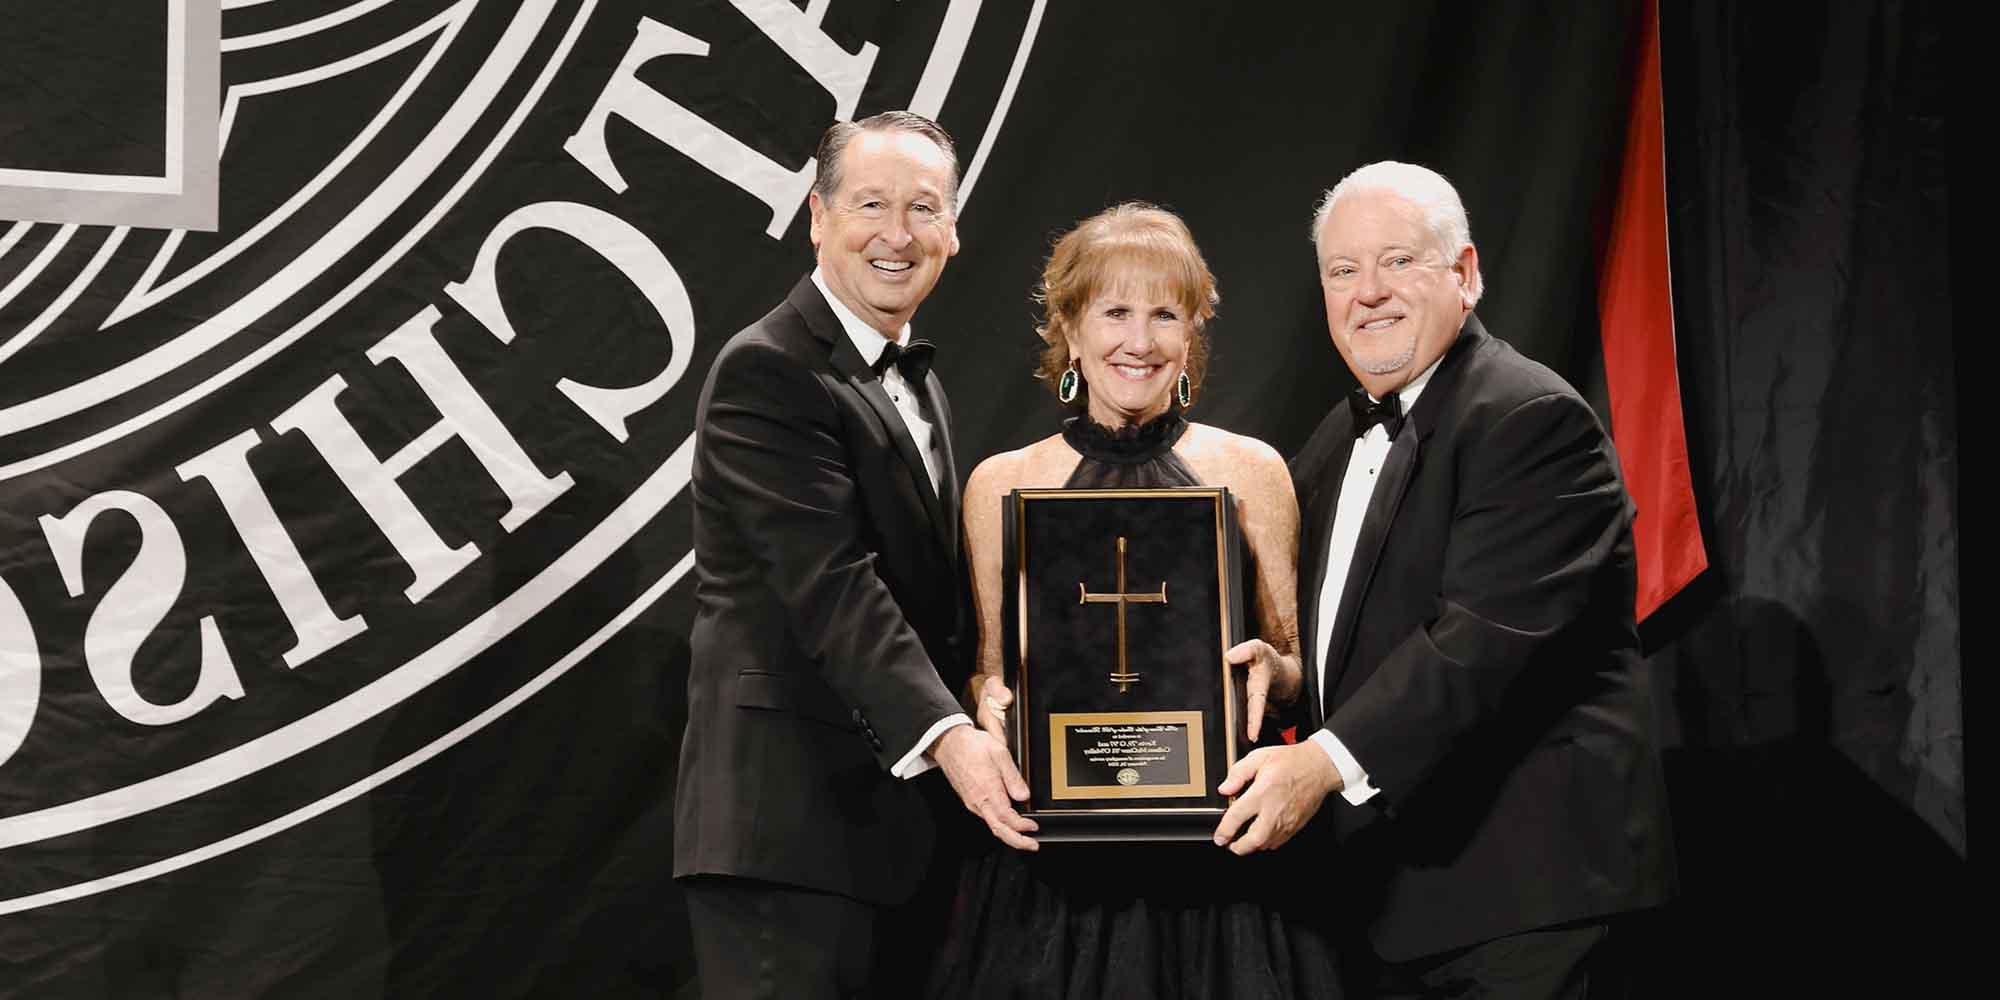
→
(808, 129, 960, 336)
(1315, 188, 1476, 397)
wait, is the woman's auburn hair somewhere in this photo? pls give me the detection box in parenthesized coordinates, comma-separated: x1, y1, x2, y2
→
(1034, 202, 1219, 402)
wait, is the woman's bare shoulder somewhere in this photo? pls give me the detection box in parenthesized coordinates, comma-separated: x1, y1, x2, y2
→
(968, 433, 1078, 495)
(1179, 422, 1289, 491)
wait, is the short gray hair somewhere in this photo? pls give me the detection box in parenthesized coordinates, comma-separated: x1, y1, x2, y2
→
(812, 110, 961, 210)
(1309, 161, 1481, 303)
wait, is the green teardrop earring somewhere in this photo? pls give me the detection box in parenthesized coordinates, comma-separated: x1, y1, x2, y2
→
(1176, 370, 1192, 408)
(1058, 363, 1080, 404)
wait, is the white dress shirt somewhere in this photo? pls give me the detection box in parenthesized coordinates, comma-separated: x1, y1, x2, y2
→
(807, 271, 969, 778)
(1307, 355, 1444, 806)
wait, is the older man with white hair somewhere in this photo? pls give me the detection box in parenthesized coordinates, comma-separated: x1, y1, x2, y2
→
(1215, 161, 1673, 997)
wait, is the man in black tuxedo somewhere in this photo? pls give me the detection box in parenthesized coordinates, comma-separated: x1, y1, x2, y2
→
(1215, 162, 1672, 996)
(673, 112, 1035, 999)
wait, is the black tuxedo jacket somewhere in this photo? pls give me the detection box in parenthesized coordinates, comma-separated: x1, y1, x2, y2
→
(673, 277, 970, 906)
(1293, 315, 1673, 960)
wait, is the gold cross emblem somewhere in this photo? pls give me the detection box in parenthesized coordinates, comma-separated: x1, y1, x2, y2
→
(1079, 536, 1168, 693)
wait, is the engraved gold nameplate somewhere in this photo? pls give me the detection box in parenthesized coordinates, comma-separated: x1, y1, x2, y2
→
(1048, 711, 1206, 799)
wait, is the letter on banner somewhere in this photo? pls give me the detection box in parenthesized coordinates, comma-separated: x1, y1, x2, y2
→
(565, 4, 878, 239)
(273, 307, 573, 602)
(364, 306, 575, 531)
(272, 372, 478, 604)
(444, 201, 694, 442)
(41, 492, 247, 726)
(178, 429, 369, 668)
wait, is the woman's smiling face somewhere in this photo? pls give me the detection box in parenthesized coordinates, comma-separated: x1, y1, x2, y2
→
(1066, 267, 1192, 429)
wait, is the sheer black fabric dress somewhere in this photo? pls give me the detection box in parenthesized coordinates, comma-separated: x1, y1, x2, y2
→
(926, 411, 1342, 1000)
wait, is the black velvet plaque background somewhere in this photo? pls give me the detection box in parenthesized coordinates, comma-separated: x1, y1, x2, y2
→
(1004, 489, 1245, 836)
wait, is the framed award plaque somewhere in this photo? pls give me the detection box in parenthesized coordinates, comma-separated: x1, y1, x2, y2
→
(1001, 487, 1245, 842)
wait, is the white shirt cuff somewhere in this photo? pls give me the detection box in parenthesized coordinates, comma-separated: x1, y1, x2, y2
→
(890, 714, 971, 778)
(1309, 729, 1381, 805)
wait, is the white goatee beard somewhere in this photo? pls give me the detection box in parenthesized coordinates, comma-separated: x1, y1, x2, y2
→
(1359, 340, 1418, 375)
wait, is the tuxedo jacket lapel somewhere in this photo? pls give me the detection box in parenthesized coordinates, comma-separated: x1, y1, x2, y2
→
(1301, 414, 1357, 724)
(1320, 425, 1421, 700)
(926, 369, 961, 564)
(799, 282, 954, 559)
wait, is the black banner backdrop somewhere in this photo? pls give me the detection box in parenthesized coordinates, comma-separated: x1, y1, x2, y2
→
(0, 1, 1960, 996)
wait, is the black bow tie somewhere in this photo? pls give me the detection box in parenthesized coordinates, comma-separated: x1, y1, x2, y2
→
(1350, 387, 1404, 438)
(873, 338, 937, 383)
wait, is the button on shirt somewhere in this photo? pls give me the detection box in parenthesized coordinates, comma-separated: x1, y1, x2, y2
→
(1308, 355, 1444, 807)
(808, 269, 968, 778)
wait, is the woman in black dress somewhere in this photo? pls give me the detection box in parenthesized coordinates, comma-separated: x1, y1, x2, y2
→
(930, 203, 1340, 998)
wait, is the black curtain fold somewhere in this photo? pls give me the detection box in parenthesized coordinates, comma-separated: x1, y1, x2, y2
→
(1648, 0, 1962, 992)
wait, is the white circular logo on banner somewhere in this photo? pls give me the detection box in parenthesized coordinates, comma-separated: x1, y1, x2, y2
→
(0, 0, 1045, 915)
